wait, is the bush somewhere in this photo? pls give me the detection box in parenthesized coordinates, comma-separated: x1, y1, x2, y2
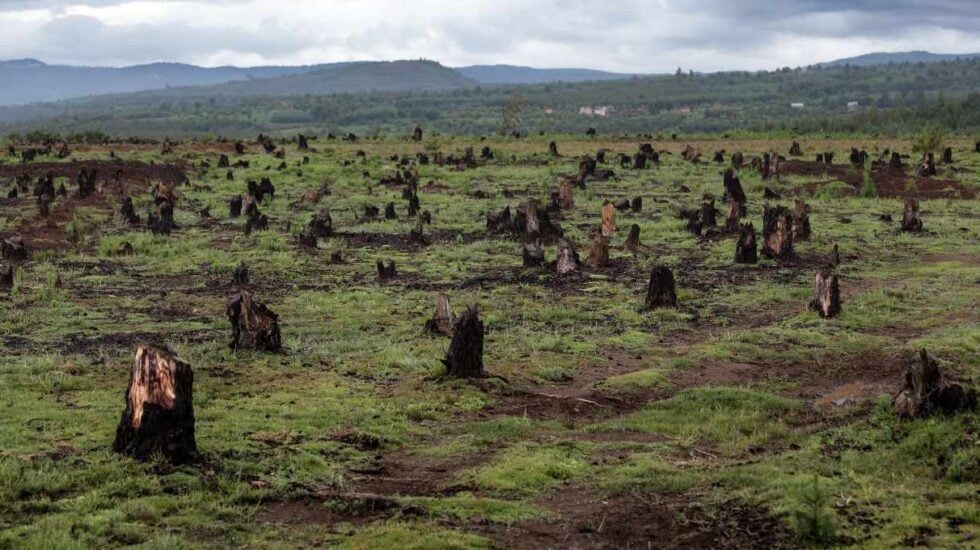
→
(791, 475, 838, 546)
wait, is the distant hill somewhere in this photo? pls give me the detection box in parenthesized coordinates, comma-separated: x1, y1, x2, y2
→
(456, 64, 636, 84)
(0, 58, 350, 106)
(817, 51, 980, 67)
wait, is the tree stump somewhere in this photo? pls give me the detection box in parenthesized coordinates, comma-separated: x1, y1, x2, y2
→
(613, 198, 630, 211)
(901, 197, 923, 232)
(120, 196, 140, 225)
(309, 210, 333, 238)
(486, 205, 512, 234)
(523, 239, 544, 267)
(377, 260, 397, 280)
(0, 263, 14, 288)
(555, 238, 579, 274)
(227, 291, 281, 352)
(699, 200, 717, 229)
(713, 150, 725, 164)
(601, 201, 616, 238)
(632, 152, 647, 169)
(412, 126, 423, 142)
(919, 152, 936, 177)
(229, 195, 243, 218)
(298, 134, 310, 150)
(893, 350, 977, 418)
(644, 266, 677, 310)
(584, 235, 609, 268)
(889, 152, 903, 169)
(148, 202, 176, 235)
(731, 152, 744, 166)
(631, 197, 642, 213)
(77, 168, 98, 198)
(559, 181, 575, 209)
(579, 156, 597, 179)
(549, 141, 560, 157)
(624, 224, 641, 251)
(298, 227, 317, 248)
(443, 306, 485, 378)
(218, 154, 230, 168)
(809, 269, 841, 318)
(2, 237, 28, 261)
(407, 195, 420, 217)
(112, 343, 197, 463)
(234, 142, 246, 155)
(789, 141, 802, 156)
(735, 222, 758, 264)
(424, 293, 454, 336)
(792, 199, 811, 240)
(830, 244, 841, 267)
(596, 150, 606, 164)
(941, 147, 952, 164)
(762, 205, 794, 259)
(723, 169, 747, 206)
(384, 202, 397, 220)
(724, 200, 742, 233)
(232, 262, 249, 286)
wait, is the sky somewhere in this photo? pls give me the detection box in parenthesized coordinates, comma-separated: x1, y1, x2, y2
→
(0, 0, 979, 72)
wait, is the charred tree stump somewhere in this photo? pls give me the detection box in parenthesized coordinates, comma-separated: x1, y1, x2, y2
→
(724, 200, 743, 233)
(309, 210, 333, 238)
(624, 224, 641, 251)
(890, 152, 903, 169)
(830, 244, 841, 267)
(412, 126, 423, 142)
(601, 201, 617, 238)
(644, 266, 677, 310)
(234, 142, 246, 155)
(149, 202, 176, 235)
(424, 293, 454, 336)
(443, 306, 485, 378)
(731, 152, 744, 167)
(486, 205, 512, 234)
(523, 239, 545, 267)
(584, 235, 610, 268)
(559, 181, 575, 209)
(902, 197, 923, 232)
(941, 147, 952, 164)
(713, 150, 725, 164)
(77, 168, 98, 198)
(298, 134, 310, 150)
(549, 141, 560, 157)
(229, 195, 243, 218)
(919, 153, 936, 177)
(809, 269, 841, 318)
(893, 350, 977, 418)
(700, 200, 717, 229)
(579, 156, 597, 179)
(112, 343, 197, 463)
(723, 169, 747, 206)
(407, 195, 420, 217)
(762, 205, 794, 260)
(633, 152, 647, 169)
(227, 291, 281, 352)
(298, 227, 317, 248)
(792, 199, 811, 240)
(232, 262, 249, 286)
(377, 260, 397, 280)
(631, 197, 642, 213)
(555, 238, 579, 275)
(735, 222, 758, 264)
(789, 141, 802, 156)
(218, 154, 230, 168)
(2, 237, 28, 260)
(613, 198, 631, 211)
(384, 202, 398, 220)
(0, 263, 14, 288)
(596, 150, 606, 164)
(120, 196, 140, 225)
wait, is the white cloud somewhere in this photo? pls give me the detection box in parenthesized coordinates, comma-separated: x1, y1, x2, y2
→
(0, 0, 978, 71)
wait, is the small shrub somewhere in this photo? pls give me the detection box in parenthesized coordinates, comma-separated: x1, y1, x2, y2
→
(791, 475, 838, 546)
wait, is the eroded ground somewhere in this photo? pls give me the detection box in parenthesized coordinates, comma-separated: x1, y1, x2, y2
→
(1, 135, 978, 548)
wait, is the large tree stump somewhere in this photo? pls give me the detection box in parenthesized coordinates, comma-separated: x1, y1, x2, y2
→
(227, 291, 281, 352)
(624, 224, 641, 251)
(407, 195, 420, 217)
(735, 222, 758, 264)
(830, 244, 841, 267)
(893, 350, 976, 418)
(443, 306, 485, 378)
(149, 202, 176, 235)
(792, 199, 811, 240)
(424, 293, 454, 336)
(902, 197, 923, 232)
(762, 205, 794, 259)
(601, 201, 616, 238)
(112, 343, 197, 463)
(2, 236, 28, 260)
(523, 239, 544, 267)
(298, 226, 317, 248)
(699, 200, 717, 229)
(555, 238, 579, 274)
(613, 198, 630, 211)
(0, 263, 14, 288)
(644, 266, 677, 310)
(579, 155, 597, 179)
(486, 205, 512, 234)
(809, 269, 841, 318)
(584, 235, 609, 268)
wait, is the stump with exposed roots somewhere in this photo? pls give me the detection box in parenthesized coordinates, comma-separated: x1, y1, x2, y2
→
(893, 350, 977, 418)
(112, 343, 197, 463)
(584, 235, 609, 268)
(644, 266, 677, 310)
(735, 223, 758, 264)
(809, 269, 841, 318)
(424, 293, 454, 336)
(555, 238, 579, 275)
(762, 205, 794, 259)
(902, 197, 923, 232)
(227, 291, 281, 352)
(443, 306, 485, 378)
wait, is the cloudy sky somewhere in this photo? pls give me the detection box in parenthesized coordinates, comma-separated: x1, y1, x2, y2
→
(1, 0, 979, 71)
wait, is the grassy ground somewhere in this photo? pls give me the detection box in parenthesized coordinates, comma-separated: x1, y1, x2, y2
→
(0, 134, 978, 548)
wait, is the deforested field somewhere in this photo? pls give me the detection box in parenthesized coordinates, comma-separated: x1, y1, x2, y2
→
(1, 134, 978, 548)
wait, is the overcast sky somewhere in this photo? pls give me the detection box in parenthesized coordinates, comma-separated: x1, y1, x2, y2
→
(1, 0, 979, 72)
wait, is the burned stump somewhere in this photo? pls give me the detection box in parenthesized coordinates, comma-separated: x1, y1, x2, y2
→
(309, 209, 333, 238)
(555, 238, 579, 275)
(902, 197, 923, 232)
(0, 263, 14, 288)
(809, 269, 841, 318)
(424, 293, 454, 336)
(229, 195, 243, 218)
(443, 306, 485, 378)
(893, 350, 976, 418)
(384, 202, 398, 220)
(584, 235, 610, 268)
(412, 126, 423, 142)
(120, 196, 140, 225)
(735, 223, 758, 264)
(523, 239, 545, 267)
(77, 168, 98, 198)
(919, 153, 936, 177)
(644, 266, 677, 310)
(792, 199, 811, 240)
(2, 237, 28, 261)
(559, 180, 575, 209)
(227, 291, 281, 352)
(601, 201, 617, 238)
(377, 260, 397, 280)
(549, 141, 560, 157)
(941, 147, 952, 164)
(232, 262, 249, 286)
(762, 205, 794, 260)
(624, 224, 641, 251)
(789, 141, 802, 156)
(112, 343, 197, 463)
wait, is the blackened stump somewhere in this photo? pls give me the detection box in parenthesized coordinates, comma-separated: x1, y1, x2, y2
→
(762, 205, 794, 259)
(809, 269, 841, 318)
(523, 239, 544, 267)
(624, 224, 641, 251)
(902, 197, 923, 232)
(792, 199, 811, 240)
(893, 350, 977, 418)
(227, 291, 281, 352)
(112, 343, 197, 463)
(443, 306, 485, 378)
(735, 223, 758, 264)
(644, 266, 677, 310)
(229, 195, 243, 218)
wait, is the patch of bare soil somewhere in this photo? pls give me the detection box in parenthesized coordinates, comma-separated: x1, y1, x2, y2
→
(475, 488, 794, 550)
(781, 160, 975, 199)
